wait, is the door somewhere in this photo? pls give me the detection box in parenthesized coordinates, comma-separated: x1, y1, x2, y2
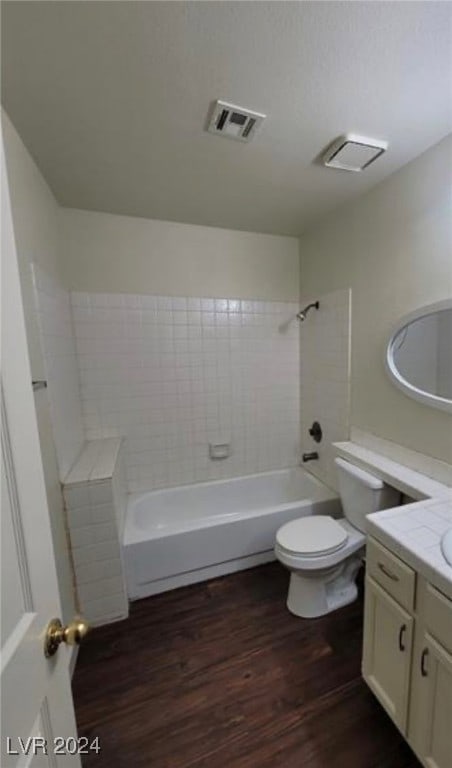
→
(1, 129, 81, 766)
(414, 633, 452, 768)
(362, 577, 414, 734)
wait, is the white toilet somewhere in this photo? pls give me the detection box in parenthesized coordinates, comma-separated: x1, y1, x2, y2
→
(275, 457, 400, 618)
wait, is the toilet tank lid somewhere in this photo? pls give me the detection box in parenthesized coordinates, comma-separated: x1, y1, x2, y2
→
(334, 457, 384, 490)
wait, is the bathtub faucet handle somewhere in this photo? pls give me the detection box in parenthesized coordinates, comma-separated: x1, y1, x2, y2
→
(302, 452, 319, 463)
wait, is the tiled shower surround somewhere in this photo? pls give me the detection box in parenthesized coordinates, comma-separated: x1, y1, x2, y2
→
(71, 293, 300, 493)
(300, 288, 351, 491)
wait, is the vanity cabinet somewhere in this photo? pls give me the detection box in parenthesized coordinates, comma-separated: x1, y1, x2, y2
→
(362, 577, 413, 732)
(411, 632, 452, 768)
(362, 537, 452, 768)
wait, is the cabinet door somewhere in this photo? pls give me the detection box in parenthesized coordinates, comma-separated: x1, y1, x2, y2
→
(362, 577, 414, 734)
(415, 633, 452, 768)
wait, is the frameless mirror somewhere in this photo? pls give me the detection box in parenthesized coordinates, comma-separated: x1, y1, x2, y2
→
(386, 300, 452, 413)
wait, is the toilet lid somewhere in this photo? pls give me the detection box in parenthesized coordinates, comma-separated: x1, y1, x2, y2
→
(276, 516, 348, 557)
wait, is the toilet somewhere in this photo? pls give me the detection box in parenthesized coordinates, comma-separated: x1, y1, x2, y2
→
(275, 457, 400, 618)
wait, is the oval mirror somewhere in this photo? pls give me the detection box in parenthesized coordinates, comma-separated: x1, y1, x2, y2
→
(386, 300, 452, 413)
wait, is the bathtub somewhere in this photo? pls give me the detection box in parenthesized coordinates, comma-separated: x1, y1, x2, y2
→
(123, 468, 340, 599)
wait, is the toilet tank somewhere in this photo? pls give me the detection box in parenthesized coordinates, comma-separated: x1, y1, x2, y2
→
(335, 457, 400, 532)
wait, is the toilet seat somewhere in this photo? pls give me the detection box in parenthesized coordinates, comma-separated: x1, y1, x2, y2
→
(276, 516, 349, 558)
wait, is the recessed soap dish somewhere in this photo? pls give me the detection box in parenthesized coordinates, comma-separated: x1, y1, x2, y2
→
(209, 443, 230, 460)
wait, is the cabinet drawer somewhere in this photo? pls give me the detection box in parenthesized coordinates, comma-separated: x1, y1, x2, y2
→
(367, 538, 416, 611)
(424, 583, 452, 655)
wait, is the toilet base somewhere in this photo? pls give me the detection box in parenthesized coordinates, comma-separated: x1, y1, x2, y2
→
(286, 556, 362, 618)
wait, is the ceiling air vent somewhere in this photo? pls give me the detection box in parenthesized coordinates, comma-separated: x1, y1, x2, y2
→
(322, 134, 388, 172)
(207, 100, 266, 143)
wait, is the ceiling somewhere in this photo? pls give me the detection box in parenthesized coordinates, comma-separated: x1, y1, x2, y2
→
(2, 1, 451, 236)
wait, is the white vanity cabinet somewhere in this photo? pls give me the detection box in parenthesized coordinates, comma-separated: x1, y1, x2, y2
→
(409, 580, 452, 768)
(362, 537, 452, 768)
(362, 577, 414, 732)
(411, 632, 452, 768)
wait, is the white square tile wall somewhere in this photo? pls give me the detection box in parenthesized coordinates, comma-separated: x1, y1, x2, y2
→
(63, 439, 128, 626)
(71, 293, 300, 493)
(32, 264, 84, 478)
(300, 289, 351, 491)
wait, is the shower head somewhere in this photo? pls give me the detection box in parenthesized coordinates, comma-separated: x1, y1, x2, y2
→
(297, 301, 319, 322)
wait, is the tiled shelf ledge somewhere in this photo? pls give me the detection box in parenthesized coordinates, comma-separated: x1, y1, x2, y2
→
(333, 441, 452, 502)
(350, 427, 452, 488)
(64, 437, 122, 486)
(63, 438, 128, 627)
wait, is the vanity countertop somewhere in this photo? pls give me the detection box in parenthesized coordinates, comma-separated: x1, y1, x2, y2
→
(367, 498, 452, 600)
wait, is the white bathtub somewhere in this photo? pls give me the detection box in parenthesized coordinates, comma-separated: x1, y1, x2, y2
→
(123, 468, 340, 599)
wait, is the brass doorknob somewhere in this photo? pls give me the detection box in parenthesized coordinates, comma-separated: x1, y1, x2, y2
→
(44, 617, 89, 658)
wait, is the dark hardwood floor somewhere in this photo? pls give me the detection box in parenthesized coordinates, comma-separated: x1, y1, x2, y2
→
(72, 563, 421, 768)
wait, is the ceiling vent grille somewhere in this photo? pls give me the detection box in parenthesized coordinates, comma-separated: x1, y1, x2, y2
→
(207, 100, 266, 143)
(322, 134, 388, 172)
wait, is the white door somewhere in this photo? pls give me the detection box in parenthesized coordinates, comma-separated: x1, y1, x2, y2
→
(1, 129, 82, 767)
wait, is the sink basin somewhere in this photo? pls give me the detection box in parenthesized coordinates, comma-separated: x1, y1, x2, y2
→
(441, 528, 452, 566)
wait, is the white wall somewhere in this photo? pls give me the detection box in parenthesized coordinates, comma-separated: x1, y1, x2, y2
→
(2, 112, 61, 376)
(299, 135, 452, 465)
(59, 208, 300, 301)
(71, 291, 300, 492)
(2, 112, 76, 621)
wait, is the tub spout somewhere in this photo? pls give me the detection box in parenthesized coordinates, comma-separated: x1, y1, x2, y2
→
(302, 452, 319, 462)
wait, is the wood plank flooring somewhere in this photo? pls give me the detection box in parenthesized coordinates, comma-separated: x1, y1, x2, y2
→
(72, 562, 421, 768)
